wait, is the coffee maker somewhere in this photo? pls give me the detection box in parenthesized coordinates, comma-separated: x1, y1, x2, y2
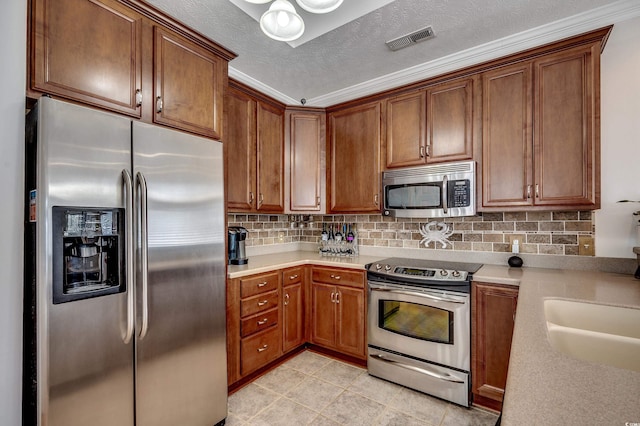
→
(228, 226, 248, 265)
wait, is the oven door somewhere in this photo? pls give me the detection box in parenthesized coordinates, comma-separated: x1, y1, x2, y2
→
(367, 282, 470, 371)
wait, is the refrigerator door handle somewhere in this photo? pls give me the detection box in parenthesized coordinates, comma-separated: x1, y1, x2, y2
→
(136, 171, 150, 340)
(122, 169, 135, 344)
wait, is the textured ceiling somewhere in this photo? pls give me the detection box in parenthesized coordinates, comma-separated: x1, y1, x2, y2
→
(145, 0, 635, 106)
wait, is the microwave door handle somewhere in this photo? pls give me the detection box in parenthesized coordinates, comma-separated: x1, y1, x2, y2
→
(442, 175, 448, 214)
(369, 286, 466, 304)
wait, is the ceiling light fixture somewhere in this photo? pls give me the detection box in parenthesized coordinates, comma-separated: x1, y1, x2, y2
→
(260, 0, 305, 41)
(248, 0, 342, 42)
(295, 0, 343, 14)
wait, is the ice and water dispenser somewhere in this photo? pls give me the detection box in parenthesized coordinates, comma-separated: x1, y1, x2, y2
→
(52, 207, 125, 304)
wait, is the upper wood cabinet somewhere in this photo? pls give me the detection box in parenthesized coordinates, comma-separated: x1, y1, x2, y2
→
(152, 27, 225, 138)
(532, 44, 599, 208)
(225, 81, 285, 213)
(328, 101, 381, 213)
(481, 41, 602, 210)
(385, 91, 426, 168)
(28, 0, 234, 139)
(385, 77, 476, 169)
(225, 86, 257, 211)
(285, 108, 326, 213)
(482, 62, 533, 208)
(426, 77, 475, 163)
(256, 102, 285, 212)
(30, 0, 144, 117)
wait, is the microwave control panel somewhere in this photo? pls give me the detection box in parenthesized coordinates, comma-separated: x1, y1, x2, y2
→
(449, 180, 471, 207)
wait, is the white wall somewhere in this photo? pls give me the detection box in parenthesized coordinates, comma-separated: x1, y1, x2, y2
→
(0, 0, 26, 425)
(595, 16, 640, 258)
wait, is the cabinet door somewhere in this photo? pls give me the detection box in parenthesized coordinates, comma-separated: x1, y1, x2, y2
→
(533, 44, 599, 208)
(153, 27, 224, 139)
(335, 286, 365, 358)
(286, 109, 325, 212)
(329, 102, 381, 213)
(385, 91, 426, 168)
(472, 282, 518, 411)
(225, 87, 257, 211)
(310, 282, 336, 349)
(31, 0, 143, 116)
(256, 102, 285, 212)
(426, 77, 474, 163)
(482, 63, 533, 208)
(282, 282, 304, 353)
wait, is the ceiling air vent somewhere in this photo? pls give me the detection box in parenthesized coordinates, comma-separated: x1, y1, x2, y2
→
(386, 26, 435, 51)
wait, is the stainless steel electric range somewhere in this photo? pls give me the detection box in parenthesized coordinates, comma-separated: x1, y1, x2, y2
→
(366, 257, 482, 407)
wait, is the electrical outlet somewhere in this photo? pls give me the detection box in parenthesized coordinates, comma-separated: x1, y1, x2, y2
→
(506, 234, 526, 252)
(278, 232, 285, 243)
(579, 236, 595, 256)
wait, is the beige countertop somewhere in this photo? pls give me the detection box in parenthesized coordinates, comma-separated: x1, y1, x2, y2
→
(228, 252, 640, 424)
(227, 251, 386, 279)
(477, 265, 640, 425)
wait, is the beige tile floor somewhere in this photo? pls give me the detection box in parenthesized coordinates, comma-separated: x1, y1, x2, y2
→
(227, 350, 499, 426)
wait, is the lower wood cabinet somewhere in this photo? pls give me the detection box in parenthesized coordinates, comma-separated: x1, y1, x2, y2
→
(471, 281, 519, 411)
(227, 264, 366, 386)
(282, 267, 305, 353)
(310, 267, 366, 359)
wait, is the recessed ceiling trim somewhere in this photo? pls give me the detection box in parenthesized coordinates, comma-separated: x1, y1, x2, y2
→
(229, 0, 640, 107)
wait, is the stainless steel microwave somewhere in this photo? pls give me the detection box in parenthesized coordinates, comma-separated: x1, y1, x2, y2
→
(382, 161, 476, 218)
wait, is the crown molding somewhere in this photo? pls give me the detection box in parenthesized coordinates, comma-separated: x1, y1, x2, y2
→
(229, 0, 640, 108)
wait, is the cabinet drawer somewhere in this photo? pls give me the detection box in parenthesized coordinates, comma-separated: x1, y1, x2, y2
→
(241, 307, 278, 338)
(241, 327, 281, 376)
(240, 272, 279, 298)
(312, 267, 364, 288)
(283, 267, 304, 286)
(241, 290, 279, 317)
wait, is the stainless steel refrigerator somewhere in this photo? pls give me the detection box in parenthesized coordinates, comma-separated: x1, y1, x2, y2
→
(23, 97, 227, 426)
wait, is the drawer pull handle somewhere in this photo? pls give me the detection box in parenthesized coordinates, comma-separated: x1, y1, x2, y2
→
(257, 300, 268, 306)
(257, 318, 269, 325)
(289, 274, 298, 280)
(257, 281, 268, 287)
(330, 275, 341, 280)
(257, 344, 268, 352)
(330, 292, 336, 303)
(284, 293, 290, 305)
(336, 292, 340, 304)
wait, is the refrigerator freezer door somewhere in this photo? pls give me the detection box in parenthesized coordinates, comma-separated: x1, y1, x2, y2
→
(36, 97, 135, 425)
(132, 122, 227, 425)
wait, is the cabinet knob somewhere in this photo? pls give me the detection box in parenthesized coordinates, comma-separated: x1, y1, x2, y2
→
(526, 185, 532, 199)
(249, 191, 255, 204)
(330, 274, 341, 280)
(258, 193, 264, 208)
(535, 184, 540, 198)
(156, 96, 163, 113)
(284, 293, 290, 305)
(135, 89, 143, 107)
(257, 344, 268, 352)
(257, 318, 269, 325)
(419, 146, 425, 158)
(257, 299, 268, 307)
(289, 274, 298, 280)
(257, 281, 268, 287)
(373, 194, 379, 206)
(335, 292, 340, 304)
(330, 292, 336, 303)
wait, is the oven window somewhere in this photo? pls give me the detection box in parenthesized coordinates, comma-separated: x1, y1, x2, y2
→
(386, 183, 442, 209)
(379, 299, 453, 344)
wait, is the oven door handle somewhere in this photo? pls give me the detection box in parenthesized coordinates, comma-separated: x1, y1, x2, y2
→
(369, 286, 466, 304)
(369, 353, 465, 384)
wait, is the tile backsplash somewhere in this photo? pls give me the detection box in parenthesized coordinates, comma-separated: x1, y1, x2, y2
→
(228, 211, 595, 256)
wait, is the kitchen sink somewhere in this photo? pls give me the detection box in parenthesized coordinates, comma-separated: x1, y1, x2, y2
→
(544, 299, 640, 372)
